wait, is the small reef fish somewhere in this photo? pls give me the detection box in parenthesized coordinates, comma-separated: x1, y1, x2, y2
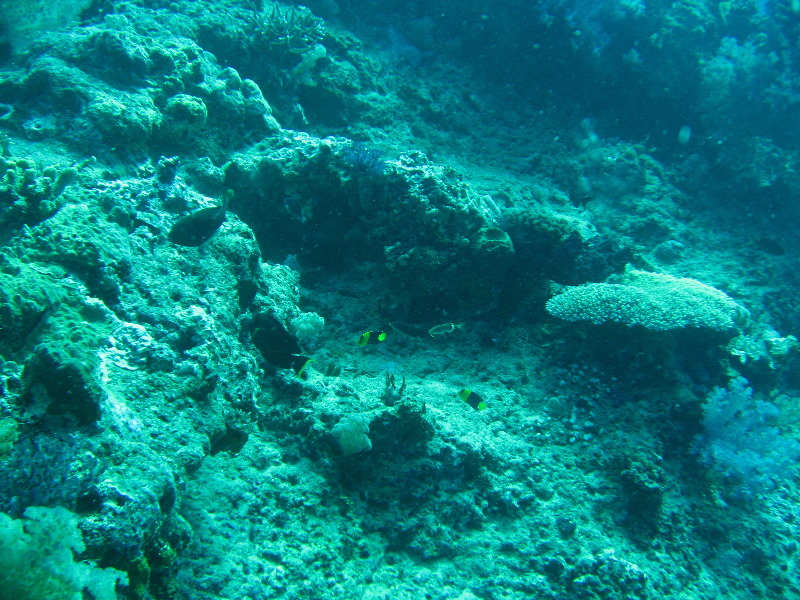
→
(250, 312, 311, 378)
(428, 322, 464, 337)
(357, 331, 387, 347)
(457, 388, 486, 411)
(292, 356, 314, 379)
(169, 198, 227, 247)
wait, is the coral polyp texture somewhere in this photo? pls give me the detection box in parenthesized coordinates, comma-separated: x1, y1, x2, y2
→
(546, 269, 748, 331)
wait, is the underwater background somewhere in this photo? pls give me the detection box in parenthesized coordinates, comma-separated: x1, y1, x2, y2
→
(1, 0, 800, 598)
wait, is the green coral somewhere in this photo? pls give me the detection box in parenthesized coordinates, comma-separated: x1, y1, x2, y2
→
(0, 506, 127, 600)
(20, 202, 132, 302)
(251, 2, 325, 56)
(0, 0, 93, 54)
(22, 300, 112, 425)
(0, 256, 66, 355)
(546, 269, 748, 331)
(0, 157, 79, 230)
(162, 94, 208, 139)
(0, 417, 18, 457)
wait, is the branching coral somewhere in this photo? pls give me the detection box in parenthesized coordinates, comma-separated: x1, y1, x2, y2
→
(249, 1, 325, 55)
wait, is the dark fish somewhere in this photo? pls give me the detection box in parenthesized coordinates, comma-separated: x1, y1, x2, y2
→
(169, 203, 226, 247)
(357, 330, 387, 347)
(292, 356, 314, 379)
(250, 313, 301, 369)
(458, 388, 487, 411)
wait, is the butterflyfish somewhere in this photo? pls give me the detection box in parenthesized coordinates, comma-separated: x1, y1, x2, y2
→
(357, 331, 387, 347)
(457, 388, 486, 411)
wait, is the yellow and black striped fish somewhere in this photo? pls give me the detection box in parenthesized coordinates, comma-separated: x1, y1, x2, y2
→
(457, 388, 486, 411)
(357, 330, 387, 347)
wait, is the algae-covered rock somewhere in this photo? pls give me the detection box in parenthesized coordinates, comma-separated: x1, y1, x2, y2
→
(224, 138, 520, 316)
(86, 93, 161, 148)
(0, 0, 92, 54)
(474, 226, 515, 255)
(0, 505, 127, 600)
(0, 417, 18, 457)
(0, 257, 66, 355)
(0, 20, 280, 158)
(0, 157, 78, 232)
(162, 94, 208, 140)
(20, 203, 132, 303)
(547, 268, 748, 331)
(22, 300, 112, 425)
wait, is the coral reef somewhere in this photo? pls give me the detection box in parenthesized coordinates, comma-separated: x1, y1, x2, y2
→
(0, 1, 798, 599)
(695, 377, 800, 499)
(0, 506, 126, 600)
(546, 268, 747, 332)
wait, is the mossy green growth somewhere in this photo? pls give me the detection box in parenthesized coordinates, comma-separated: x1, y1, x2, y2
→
(0, 0, 93, 53)
(0, 256, 67, 355)
(546, 268, 748, 331)
(0, 157, 78, 229)
(0, 506, 127, 600)
(22, 300, 112, 424)
(0, 417, 18, 457)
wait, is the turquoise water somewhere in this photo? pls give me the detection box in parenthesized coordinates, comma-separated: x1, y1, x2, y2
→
(0, 1, 799, 598)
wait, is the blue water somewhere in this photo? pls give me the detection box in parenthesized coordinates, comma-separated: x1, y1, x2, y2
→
(0, 1, 798, 598)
